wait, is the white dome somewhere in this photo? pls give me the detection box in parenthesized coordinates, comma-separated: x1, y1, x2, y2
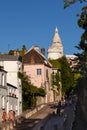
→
(52, 27, 61, 44)
(48, 27, 63, 60)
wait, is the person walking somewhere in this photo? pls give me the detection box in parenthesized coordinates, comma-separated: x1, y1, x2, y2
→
(8, 110, 12, 121)
(2, 111, 7, 122)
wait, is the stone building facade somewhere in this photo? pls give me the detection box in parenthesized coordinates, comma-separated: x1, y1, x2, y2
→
(0, 68, 7, 121)
(0, 55, 22, 117)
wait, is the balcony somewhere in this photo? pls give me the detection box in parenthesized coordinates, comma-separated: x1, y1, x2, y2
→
(9, 93, 16, 98)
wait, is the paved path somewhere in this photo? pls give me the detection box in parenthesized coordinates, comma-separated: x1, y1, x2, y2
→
(63, 103, 75, 130)
(33, 103, 75, 130)
(11, 102, 75, 130)
(12, 104, 56, 130)
(34, 104, 74, 130)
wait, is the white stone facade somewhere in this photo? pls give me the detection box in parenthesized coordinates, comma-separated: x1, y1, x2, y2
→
(48, 27, 63, 60)
(7, 83, 18, 117)
(0, 56, 22, 116)
(0, 69, 7, 121)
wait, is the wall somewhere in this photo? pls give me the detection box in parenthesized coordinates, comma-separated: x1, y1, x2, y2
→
(24, 64, 53, 103)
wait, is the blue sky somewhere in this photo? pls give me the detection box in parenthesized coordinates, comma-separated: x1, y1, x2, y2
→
(0, 0, 86, 56)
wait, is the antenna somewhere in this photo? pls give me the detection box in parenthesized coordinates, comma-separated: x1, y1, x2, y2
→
(8, 44, 10, 52)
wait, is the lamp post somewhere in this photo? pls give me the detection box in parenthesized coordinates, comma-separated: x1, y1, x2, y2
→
(52, 71, 56, 102)
(58, 69, 62, 101)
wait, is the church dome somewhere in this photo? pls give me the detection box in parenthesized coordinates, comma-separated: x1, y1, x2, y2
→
(52, 27, 61, 44)
(47, 27, 63, 60)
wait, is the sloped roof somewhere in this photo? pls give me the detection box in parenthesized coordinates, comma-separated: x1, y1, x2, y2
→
(0, 55, 22, 62)
(23, 48, 52, 67)
(7, 83, 17, 89)
(0, 68, 7, 73)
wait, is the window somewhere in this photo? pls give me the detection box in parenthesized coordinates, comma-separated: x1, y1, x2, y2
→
(37, 69, 42, 75)
(2, 74, 5, 86)
(1, 96, 5, 109)
(9, 88, 12, 96)
(46, 69, 48, 78)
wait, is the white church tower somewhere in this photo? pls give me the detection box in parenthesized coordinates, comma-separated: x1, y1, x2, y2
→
(48, 27, 63, 60)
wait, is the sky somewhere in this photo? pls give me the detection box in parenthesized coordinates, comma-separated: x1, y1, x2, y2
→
(0, 0, 86, 57)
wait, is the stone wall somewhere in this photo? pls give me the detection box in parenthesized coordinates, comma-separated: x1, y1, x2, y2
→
(78, 77, 87, 122)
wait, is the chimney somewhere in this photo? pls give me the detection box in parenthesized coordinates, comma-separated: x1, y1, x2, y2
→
(41, 48, 45, 56)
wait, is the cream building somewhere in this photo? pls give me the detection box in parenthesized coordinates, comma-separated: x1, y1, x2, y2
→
(0, 55, 22, 116)
(48, 27, 63, 60)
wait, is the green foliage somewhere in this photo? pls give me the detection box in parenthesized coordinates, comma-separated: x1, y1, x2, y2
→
(49, 59, 62, 92)
(38, 88, 46, 97)
(8, 45, 27, 56)
(49, 56, 74, 96)
(58, 56, 74, 95)
(51, 72, 60, 87)
(18, 72, 46, 110)
(64, 0, 87, 8)
(78, 6, 87, 30)
(73, 72, 81, 86)
(49, 59, 61, 69)
(20, 45, 27, 56)
(75, 6, 87, 77)
(64, 0, 87, 80)
(64, 0, 87, 113)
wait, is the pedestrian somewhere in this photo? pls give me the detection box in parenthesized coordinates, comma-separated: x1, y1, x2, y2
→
(58, 100, 61, 108)
(8, 110, 11, 121)
(2, 111, 7, 122)
(12, 111, 16, 121)
(57, 107, 60, 116)
(56, 101, 62, 116)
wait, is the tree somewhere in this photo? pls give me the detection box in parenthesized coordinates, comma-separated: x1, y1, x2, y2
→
(49, 56, 74, 96)
(49, 59, 61, 91)
(64, 0, 87, 78)
(64, 0, 87, 8)
(75, 6, 87, 77)
(21, 45, 27, 56)
(58, 56, 74, 96)
(64, 0, 87, 120)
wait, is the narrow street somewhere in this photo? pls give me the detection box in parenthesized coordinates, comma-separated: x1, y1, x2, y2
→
(33, 103, 75, 130)
(12, 104, 56, 130)
(12, 102, 75, 130)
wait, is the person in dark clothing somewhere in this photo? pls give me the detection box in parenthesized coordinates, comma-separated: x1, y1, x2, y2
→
(58, 101, 61, 108)
(57, 107, 60, 115)
(56, 101, 61, 115)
